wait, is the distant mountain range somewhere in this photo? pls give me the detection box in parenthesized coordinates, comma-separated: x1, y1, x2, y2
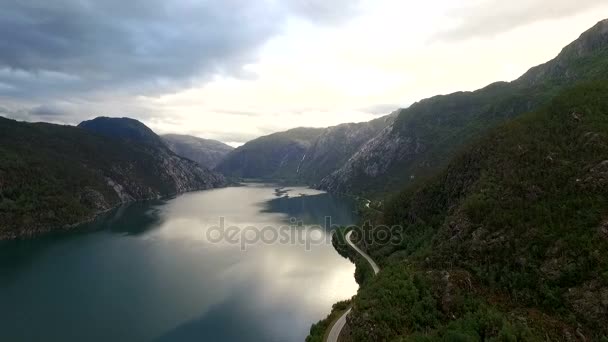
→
(162, 134, 233, 169)
(0, 117, 225, 239)
(215, 127, 326, 180)
(220, 19, 608, 198)
(216, 114, 397, 182)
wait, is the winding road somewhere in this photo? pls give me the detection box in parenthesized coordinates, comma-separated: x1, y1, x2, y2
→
(326, 231, 379, 342)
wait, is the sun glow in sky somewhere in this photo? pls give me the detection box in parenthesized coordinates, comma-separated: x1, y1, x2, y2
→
(1, 0, 607, 146)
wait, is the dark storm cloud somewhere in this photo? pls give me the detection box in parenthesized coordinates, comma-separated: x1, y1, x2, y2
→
(435, 0, 605, 41)
(0, 0, 360, 102)
(0, 0, 276, 99)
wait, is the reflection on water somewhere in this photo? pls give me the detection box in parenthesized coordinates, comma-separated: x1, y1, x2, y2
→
(0, 184, 359, 342)
(263, 188, 357, 227)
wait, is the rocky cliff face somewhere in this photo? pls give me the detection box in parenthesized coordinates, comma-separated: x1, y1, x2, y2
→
(519, 19, 608, 86)
(78, 117, 226, 199)
(162, 134, 233, 169)
(297, 113, 397, 183)
(0, 117, 225, 240)
(141, 147, 225, 195)
(215, 127, 325, 180)
(90, 147, 225, 205)
(317, 118, 412, 193)
(217, 115, 396, 182)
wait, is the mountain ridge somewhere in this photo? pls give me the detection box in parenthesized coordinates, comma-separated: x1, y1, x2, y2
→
(216, 19, 608, 196)
(78, 116, 166, 147)
(0, 116, 225, 240)
(318, 18, 608, 196)
(333, 80, 608, 341)
(216, 114, 397, 182)
(215, 127, 326, 180)
(162, 134, 233, 169)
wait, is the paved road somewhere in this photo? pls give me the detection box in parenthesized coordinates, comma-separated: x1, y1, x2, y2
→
(344, 231, 379, 275)
(326, 308, 351, 342)
(326, 231, 379, 342)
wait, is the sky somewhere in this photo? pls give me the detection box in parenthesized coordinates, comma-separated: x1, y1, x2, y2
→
(1, 0, 607, 146)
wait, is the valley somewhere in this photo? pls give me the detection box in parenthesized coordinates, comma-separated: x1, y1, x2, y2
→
(1, 11, 608, 342)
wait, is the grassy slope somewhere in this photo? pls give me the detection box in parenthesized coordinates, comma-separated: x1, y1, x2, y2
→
(330, 82, 608, 341)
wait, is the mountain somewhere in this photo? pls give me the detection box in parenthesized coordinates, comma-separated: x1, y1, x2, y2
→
(214, 20, 608, 197)
(216, 114, 396, 182)
(319, 19, 608, 196)
(296, 113, 398, 183)
(78, 116, 165, 147)
(332, 81, 608, 340)
(215, 127, 325, 180)
(161, 134, 233, 169)
(0, 117, 225, 240)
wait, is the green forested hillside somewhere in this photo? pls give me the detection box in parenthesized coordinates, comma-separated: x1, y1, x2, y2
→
(0, 118, 224, 239)
(78, 116, 166, 147)
(327, 82, 608, 340)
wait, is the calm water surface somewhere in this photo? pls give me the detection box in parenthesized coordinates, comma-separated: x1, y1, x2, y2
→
(0, 184, 359, 342)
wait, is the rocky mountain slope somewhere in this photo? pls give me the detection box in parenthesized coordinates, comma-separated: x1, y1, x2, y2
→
(215, 127, 325, 180)
(296, 113, 397, 183)
(327, 80, 608, 341)
(162, 134, 233, 169)
(216, 114, 396, 182)
(0, 117, 225, 240)
(319, 19, 608, 196)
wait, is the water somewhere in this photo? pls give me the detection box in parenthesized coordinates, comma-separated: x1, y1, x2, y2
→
(0, 184, 359, 342)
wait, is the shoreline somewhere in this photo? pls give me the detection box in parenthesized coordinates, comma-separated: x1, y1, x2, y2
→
(0, 184, 226, 241)
(323, 230, 380, 342)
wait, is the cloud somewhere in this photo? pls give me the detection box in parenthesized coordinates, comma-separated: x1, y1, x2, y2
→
(360, 104, 402, 116)
(0, 0, 360, 101)
(435, 0, 606, 41)
(0, 102, 72, 121)
(194, 131, 269, 146)
(0, 104, 29, 121)
(4, 0, 603, 146)
(0, 105, 13, 116)
(283, 0, 361, 24)
(28, 104, 66, 117)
